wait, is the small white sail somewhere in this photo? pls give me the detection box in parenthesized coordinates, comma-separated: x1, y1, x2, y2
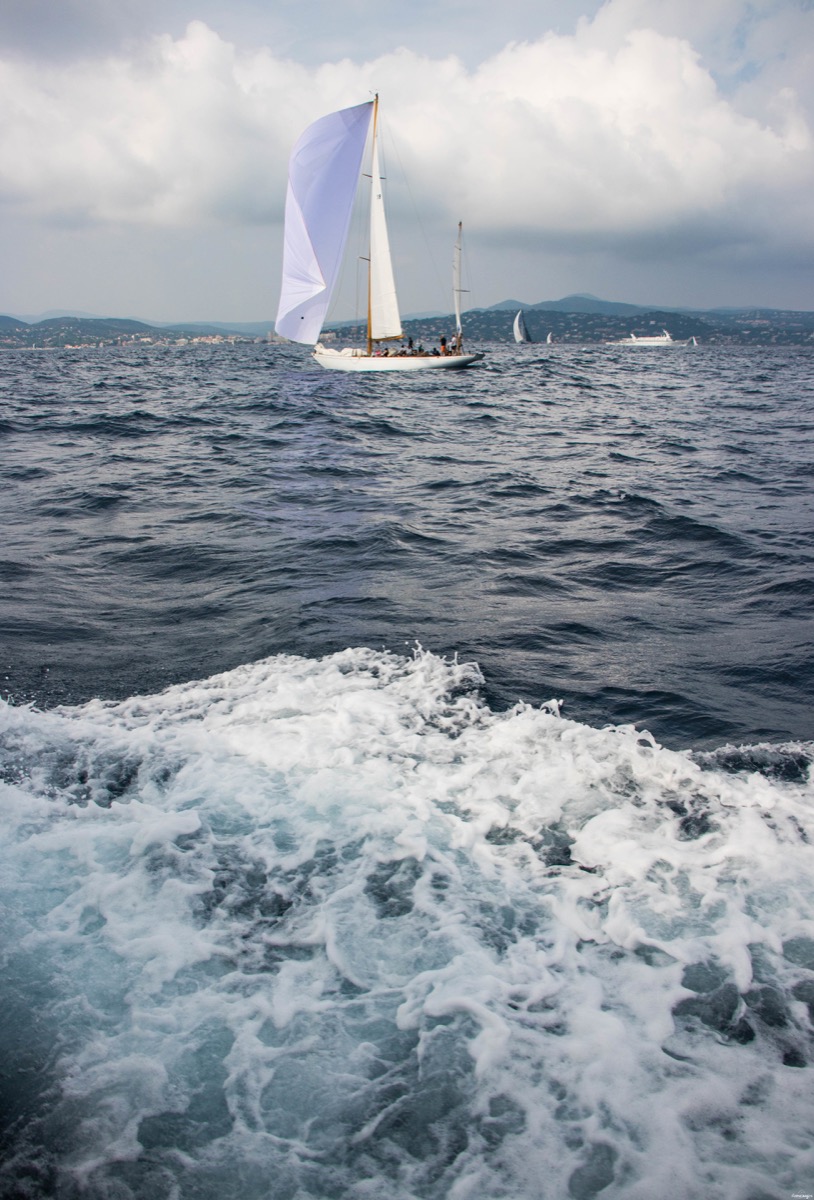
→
(513, 311, 531, 343)
(275, 101, 374, 344)
(368, 116, 402, 343)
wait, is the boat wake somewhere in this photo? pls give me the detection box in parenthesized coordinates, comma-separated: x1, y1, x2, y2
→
(1, 647, 812, 1199)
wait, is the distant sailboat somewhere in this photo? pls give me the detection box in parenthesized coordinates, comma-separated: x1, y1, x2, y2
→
(546, 332, 553, 345)
(513, 310, 532, 343)
(275, 97, 483, 372)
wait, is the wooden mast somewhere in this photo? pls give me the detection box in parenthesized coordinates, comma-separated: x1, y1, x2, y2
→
(366, 94, 379, 358)
(454, 221, 464, 354)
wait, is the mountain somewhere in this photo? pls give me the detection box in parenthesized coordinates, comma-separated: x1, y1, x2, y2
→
(10, 309, 110, 322)
(36, 316, 155, 334)
(487, 299, 533, 312)
(491, 294, 652, 316)
(532, 294, 647, 316)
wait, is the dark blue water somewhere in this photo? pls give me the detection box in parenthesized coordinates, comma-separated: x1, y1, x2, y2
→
(1, 343, 813, 1200)
(2, 342, 812, 748)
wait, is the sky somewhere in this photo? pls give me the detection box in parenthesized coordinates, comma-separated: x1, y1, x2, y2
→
(1, 0, 813, 323)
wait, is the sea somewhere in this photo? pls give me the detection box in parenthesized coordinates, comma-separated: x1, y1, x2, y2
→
(1, 341, 812, 1200)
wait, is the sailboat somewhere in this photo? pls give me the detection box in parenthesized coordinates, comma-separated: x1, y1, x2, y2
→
(513, 310, 532, 343)
(275, 97, 483, 371)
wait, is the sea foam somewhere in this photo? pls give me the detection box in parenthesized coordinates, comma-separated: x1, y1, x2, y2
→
(1, 647, 812, 1199)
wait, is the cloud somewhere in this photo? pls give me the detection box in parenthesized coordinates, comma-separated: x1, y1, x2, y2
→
(462, 25, 811, 246)
(2, 9, 812, 245)
(0, 22, 296, 226)
(0, 1, 812, 316)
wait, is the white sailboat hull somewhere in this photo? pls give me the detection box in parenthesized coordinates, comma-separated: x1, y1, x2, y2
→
(314, 347, 483, 371)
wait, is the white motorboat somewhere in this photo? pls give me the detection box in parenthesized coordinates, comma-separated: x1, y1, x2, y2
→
(613, 329, 691, 346)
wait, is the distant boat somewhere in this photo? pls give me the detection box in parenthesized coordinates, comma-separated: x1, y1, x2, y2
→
(513, 310, 532, 343)
(612, 329, 695, 346)
(546, 332, 553, 345)
(275, 97, 483, 372)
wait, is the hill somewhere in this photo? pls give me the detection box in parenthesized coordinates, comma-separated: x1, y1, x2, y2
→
(1, 302, 813, 348)
(0, 315, 271, 349)
(491, 294, 645, 316)
(327, 305, 814, 347)
(0, 315, 28, 331)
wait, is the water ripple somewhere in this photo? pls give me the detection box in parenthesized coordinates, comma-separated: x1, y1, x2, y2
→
(0, 342, 812, 749)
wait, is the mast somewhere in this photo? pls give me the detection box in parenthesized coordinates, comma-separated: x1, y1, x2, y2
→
(366, 95, 378, 357)
(453, 221, 464, 352)
(366, 94, 402, 355)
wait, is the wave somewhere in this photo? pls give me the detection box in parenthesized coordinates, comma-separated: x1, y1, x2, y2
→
(1, 648, 812, 1199)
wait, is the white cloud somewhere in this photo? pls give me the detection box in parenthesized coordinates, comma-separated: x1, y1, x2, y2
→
(0, 22, 295, 225)
(2, 12, 811, 239)
(0, 1, 812, 316)
(463, 25, 811, 241)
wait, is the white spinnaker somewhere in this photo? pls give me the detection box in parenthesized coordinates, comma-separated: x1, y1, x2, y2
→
(275, 102, 373, 345)
(514, 311, 530, 342)
(368, 122, 402, 343)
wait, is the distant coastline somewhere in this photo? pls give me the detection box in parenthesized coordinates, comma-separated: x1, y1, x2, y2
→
(2, 295, 814, 348)
(0, 314, 272, 350)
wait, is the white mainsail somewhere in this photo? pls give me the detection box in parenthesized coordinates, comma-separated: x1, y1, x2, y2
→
(368, 112, 402, 344)
(275, 101, 373, 344)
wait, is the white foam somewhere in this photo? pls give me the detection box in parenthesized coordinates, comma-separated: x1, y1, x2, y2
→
(1, 647, 812, 1199)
